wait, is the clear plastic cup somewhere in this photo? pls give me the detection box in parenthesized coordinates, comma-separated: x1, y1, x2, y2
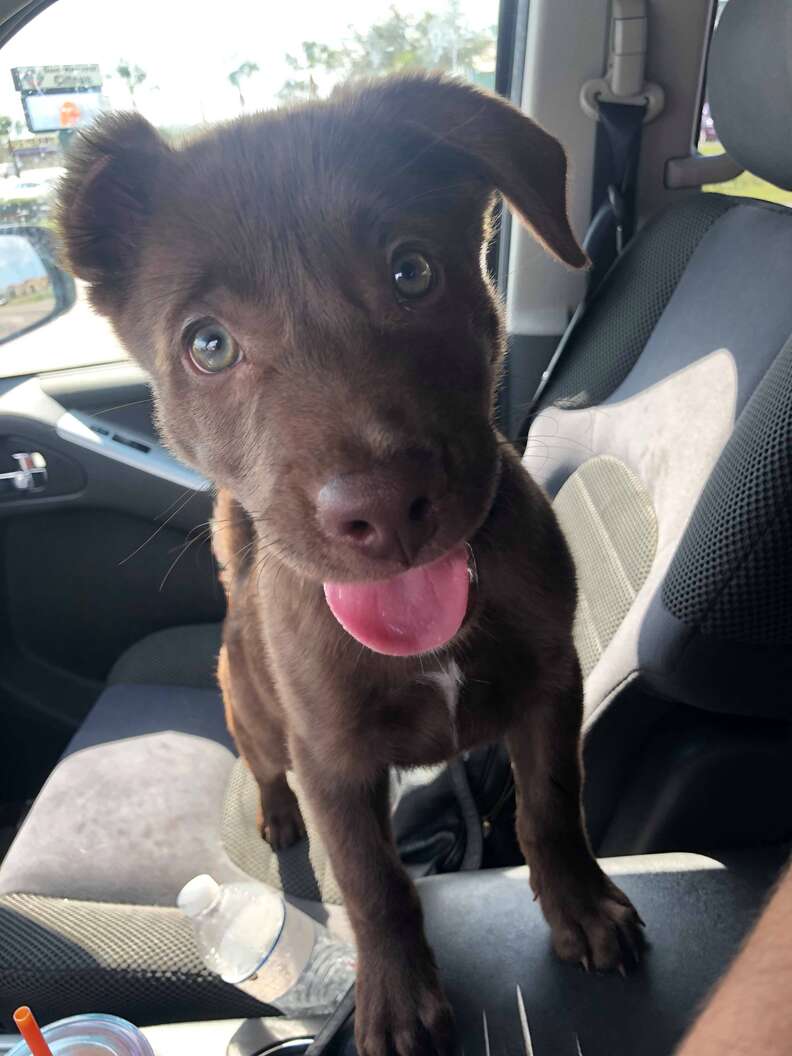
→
(6, 1013, 155, 1056)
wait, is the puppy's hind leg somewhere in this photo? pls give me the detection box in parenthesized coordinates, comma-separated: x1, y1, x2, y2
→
(218, 631, 305, 851)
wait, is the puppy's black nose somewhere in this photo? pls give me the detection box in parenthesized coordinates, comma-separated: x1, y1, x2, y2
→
(317, 459, 441, 566)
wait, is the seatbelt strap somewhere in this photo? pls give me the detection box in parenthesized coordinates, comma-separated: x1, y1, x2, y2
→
(587, 97, 647, 289)
(519, 97, 647, 432)
(515, 0, 665, 439)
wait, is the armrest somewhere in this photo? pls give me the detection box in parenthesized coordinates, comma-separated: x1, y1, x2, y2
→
(420, 850, 787, 1055)
(141, 849, 787, 1056)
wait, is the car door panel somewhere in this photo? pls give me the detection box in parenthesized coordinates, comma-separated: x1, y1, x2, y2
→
(0, 366, 224, 793)
(41, 362, 159, 440)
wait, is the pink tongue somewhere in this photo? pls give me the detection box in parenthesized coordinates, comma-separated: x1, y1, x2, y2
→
(324, 546, 469, 656)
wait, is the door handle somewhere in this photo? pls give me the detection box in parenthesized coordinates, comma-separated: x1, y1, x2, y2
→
(0, 451, 48, 494)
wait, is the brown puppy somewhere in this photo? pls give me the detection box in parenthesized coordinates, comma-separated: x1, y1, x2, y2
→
(57, 74, 643, 1056)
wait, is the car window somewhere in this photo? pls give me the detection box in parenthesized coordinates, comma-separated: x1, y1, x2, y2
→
(699, 0, 791, 207)
(0, 0, 498, 377)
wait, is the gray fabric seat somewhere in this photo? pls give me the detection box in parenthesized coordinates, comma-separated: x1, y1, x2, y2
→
(536, 194, 792, 715)
(107, 622, 223, 689)
(525, 0, 792, 849)
(0, 671, 368, 1025)
(0, 681, 281, 1026)
(0, 631, 471, 1026)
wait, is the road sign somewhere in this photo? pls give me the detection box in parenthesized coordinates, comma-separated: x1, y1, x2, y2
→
(12, 64, 102, 94)
(22, 89, 104, 134)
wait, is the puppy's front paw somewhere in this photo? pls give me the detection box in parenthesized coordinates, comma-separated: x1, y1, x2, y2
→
(257, 783, 306, 850)
(539, 869, 645, 974)
(356, 957, 454, 1056)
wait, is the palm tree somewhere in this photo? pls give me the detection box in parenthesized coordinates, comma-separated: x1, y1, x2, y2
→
(228, 61, 259, 110)
(0, 115, 14, 175)
(116, 61, 147, 109)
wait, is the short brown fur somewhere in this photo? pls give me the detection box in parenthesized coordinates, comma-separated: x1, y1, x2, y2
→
(57, 74, 642, 1056)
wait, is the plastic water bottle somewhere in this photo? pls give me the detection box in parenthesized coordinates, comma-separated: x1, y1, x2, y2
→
(177, 874, 356, 1015)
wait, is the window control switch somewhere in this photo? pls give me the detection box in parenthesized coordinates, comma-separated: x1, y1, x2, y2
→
(112, 433, 150, 454)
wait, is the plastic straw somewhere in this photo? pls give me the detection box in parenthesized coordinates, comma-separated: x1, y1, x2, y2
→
(13, 1007, 54, 1056)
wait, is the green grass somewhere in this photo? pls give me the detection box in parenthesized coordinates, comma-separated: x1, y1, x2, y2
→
(5, 290, 54, 305)
(699, 141, 792, 206)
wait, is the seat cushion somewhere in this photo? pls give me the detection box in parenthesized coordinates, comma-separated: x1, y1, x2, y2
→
(0, 683, 351, 1027)
(553, 455, 658, 677)
(0, 891, 271, 1029)
(528, 195, 792, 721)
(107, 623, 223, 689)
(0, 684, 241, 905)
(0, 684, 268, 1025)
(0, 671, 480, 1025)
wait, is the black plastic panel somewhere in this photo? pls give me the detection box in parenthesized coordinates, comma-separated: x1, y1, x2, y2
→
(4, 508, 225, 682)
(42, 363, 158, 440)
(0, 371, 220, 780)
(226, 851, 788, 1056)
(599, 709, 792, 856)
(417, 851, 786, 1056)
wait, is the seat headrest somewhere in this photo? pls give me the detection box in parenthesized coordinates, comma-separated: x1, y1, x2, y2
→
(708, 0, 792, 192)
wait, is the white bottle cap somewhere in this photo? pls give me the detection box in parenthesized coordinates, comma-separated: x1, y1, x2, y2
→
(177, 874, 221, 918)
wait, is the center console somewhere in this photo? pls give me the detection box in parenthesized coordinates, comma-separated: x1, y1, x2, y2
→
(1, 850, 781, 1056)
(135, 848, 785, 1056)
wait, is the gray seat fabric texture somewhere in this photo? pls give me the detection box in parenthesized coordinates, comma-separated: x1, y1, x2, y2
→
(530, 194, 792, 722)
(0, 672, 369, 1025)
(107, 622, 223, 689)
(3, 0, 792, 1029)
(0, 632, 471, 1025)
(531, 0, 792, 728)
(553, 455, 658, 678)
(0, 681, 280, 1025)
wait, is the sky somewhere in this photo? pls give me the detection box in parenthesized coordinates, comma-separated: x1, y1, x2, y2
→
(0, 232, 46, 286)
(0, 0, 499, 132)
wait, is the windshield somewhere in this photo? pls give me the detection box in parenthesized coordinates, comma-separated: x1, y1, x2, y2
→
(0, 0, 498, 376)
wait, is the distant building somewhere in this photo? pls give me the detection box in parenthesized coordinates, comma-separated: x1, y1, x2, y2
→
(3, 274, 50, 299)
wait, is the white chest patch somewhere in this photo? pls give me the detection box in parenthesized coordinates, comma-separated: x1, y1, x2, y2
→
(421, 660, 464, 747)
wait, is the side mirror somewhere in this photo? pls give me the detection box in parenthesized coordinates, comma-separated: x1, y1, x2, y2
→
(0, 225, 76, 345)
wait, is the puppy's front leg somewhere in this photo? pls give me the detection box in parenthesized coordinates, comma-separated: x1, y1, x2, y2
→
(506, 652, 644, 972)
(291, 739, 454, 1056)
(218, 638, 305, 850)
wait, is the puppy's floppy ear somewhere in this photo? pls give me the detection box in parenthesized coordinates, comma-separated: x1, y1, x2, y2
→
(57, 112, 172, 301)
(348, 74, 587, 269)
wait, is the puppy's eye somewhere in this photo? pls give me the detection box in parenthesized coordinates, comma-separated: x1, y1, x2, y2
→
(187, 322, 241, 374)
(392, 251, 434, 300)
